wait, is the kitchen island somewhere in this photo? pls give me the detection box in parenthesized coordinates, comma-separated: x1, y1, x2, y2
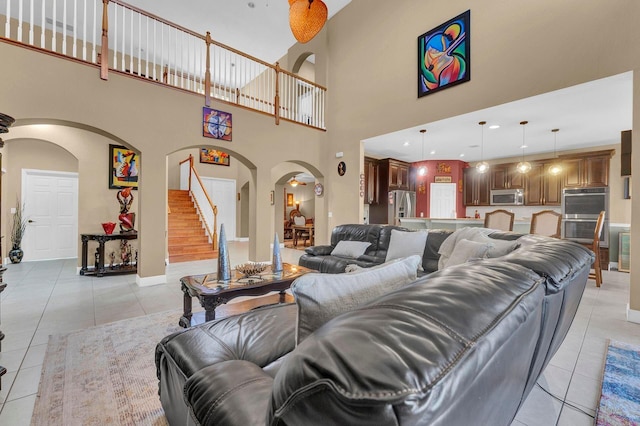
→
(400, 217, 532, 234)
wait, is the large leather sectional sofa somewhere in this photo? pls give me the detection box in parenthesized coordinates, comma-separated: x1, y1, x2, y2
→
(155, 225, 594, 426)
(299, 223, 515, 274)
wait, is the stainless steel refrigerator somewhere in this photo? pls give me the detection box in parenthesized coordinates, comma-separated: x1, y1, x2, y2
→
(387, 190, 416, 225)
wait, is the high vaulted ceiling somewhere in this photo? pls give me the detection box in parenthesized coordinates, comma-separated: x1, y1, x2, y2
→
(124, 0, 352, 64)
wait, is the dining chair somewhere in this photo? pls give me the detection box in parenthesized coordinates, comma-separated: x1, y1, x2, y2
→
(293, 215, 310, 246)
(529, 210, 562, 238)
(484, 209, 515, 232)
(589, 211, 606, 287)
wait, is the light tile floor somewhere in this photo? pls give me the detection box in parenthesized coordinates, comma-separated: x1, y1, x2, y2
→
(0, 242, 636, 425)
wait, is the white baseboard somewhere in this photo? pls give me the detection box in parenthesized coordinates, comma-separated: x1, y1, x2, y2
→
(626, 304, 640, 324)
(235, 237, 249, 242)
(136, 274, 167, 287)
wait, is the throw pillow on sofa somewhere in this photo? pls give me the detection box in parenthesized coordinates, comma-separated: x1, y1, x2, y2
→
(330, 240, 371, 258)
(385, 229, 428, 262)
(444, 239, 491, 268)
(438, 227, 494, 269)
(291, 255, 421, 345)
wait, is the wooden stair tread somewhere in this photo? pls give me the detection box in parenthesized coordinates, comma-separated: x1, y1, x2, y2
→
(168, 189, 217, 264)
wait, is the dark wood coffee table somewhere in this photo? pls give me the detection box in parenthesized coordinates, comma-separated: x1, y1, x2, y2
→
(179, 263, 311, 327)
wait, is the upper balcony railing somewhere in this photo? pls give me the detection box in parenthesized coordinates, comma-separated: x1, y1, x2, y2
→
(0, 0, 326, 130)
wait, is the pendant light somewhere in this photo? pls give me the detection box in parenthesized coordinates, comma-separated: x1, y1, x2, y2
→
(418, 129, 427, 176)
(289, 176, 300, 187)
(516, 120, 531, 174)
(476, 121, 489, 174)
(289, 0, 328, 43)
(548, 128, 562, 175)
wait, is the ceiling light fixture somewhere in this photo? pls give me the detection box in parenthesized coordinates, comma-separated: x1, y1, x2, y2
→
(516, 121, 532, 174)
(289, 0, 328, 44)
(289, 177, 299, 187)
(418, 129, 427, 176)
(548, 128, 562, 175)
(489, 124, 500, 129)
(476, 121, 489, 174)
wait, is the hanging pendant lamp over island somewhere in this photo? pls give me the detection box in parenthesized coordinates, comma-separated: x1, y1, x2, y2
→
(289, 0, 328, 43)
(516, 120, 532, 174)
(418, 129, 427, 176)
(548, 128, 562, 176)
(476, 121, 489, 174)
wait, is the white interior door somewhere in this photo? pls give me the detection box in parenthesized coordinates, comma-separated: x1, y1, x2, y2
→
(202, 177, 237, 241)
(22, 169, 79, 261)
(429, 183, 457, 218)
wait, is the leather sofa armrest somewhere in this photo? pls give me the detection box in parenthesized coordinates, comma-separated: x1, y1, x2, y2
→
(305, 245, 334, 256)
(156, 304, 297, 380)
(185, 360, 274, 426)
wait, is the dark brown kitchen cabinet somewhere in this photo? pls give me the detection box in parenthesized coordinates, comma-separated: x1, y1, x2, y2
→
(491, 164, 524, 190)
(364, 157, 378, 204)
(378, 158, 411, 191)
(560, 150, 612, 188)
(525, 162, 561, 206)
(463, 168, 490, 206)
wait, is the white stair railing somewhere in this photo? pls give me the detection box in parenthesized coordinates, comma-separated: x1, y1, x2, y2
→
(179, 155, 217, 250)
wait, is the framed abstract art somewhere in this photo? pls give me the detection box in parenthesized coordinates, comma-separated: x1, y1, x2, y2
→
(202, 107, 232, 141)
(200, 148, 230, 166)
(109, 144, 139, 190)
(418, 10, 470, 97)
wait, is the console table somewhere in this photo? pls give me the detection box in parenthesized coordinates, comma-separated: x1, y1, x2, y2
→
(80, 232, 137, 277)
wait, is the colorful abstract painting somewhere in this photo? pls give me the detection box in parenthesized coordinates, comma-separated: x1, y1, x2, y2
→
(109, 144, 139, 190)
(202, 107, 232, 141)
(200, 148, 230, 166)
(418, 10, 470, 97)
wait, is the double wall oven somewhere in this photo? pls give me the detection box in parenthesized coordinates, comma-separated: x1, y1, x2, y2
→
(561, 187, 609, 247)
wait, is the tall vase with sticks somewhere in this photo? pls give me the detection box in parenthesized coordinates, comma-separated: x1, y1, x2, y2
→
(9, 197, 27, 264)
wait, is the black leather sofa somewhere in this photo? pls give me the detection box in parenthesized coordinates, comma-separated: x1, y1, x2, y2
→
(155, 229, 594, 426)
(298, 224, 410, 273)
(299, 223, 516, 274)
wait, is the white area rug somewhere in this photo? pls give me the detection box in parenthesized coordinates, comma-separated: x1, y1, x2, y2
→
(31, 310, 182, 426)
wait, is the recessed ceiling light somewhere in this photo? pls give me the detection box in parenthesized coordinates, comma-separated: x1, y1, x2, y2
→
(459, 153, 465, 157)
(403, 141, 410, 147)
(430, 150, 436, 155)
(520, 145, 528, 149)
(489, 125, 500, 129)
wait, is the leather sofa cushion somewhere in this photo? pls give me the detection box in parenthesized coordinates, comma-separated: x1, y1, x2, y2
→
(421, 229, 452, 273)
(291, 255, 421, 344)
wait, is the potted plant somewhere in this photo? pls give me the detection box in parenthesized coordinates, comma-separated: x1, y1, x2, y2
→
(9, 198, 27, 263)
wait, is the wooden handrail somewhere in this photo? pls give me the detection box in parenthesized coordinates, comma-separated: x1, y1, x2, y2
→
(278, 67, 328, 91)
(110, 0, 206, 40)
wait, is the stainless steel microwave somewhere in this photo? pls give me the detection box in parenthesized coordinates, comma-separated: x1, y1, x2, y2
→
(490, 189, 524, 206)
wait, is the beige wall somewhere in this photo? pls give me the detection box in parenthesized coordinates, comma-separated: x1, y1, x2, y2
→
(0, 41, 325, 278)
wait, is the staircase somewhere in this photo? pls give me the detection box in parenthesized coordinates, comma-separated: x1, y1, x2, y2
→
(168, 190, 218, 263)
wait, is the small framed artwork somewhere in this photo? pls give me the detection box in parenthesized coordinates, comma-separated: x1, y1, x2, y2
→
(109, 144, 139, 190)
(287, 193, 294, 207)
(435, 176, 452, 183)
(337, 161, 346, 176)
(203, 107, 232, 141)
(200, 148, 230, 166)
(418, 10, 470, 98)
(270, 190, 275, 205)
